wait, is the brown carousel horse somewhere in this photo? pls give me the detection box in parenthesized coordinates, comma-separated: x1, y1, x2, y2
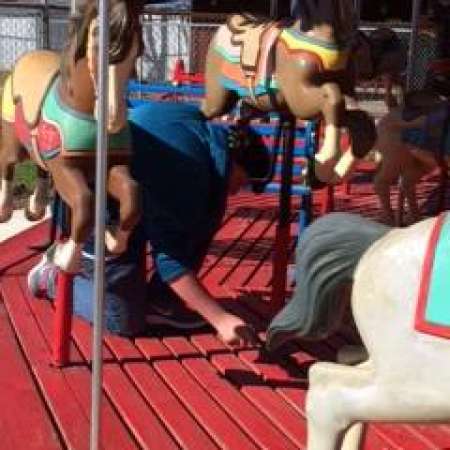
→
(0, 0, 143, 273)
(201, 0, 377, 184)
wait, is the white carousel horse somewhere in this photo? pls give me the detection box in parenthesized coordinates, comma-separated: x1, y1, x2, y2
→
(267, 212, 450, 450)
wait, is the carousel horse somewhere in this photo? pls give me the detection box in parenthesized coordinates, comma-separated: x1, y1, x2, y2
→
(0, 0, 143, 273)
(352, 27, 407, 109)
(201, 0, 377, 184)
(373, 89, 450, 225)
(266, 211, 450, 450)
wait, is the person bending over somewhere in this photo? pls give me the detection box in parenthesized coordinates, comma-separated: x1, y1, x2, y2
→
(28, 101, 271, 346)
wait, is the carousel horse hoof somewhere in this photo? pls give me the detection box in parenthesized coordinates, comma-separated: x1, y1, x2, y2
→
(105, 228, 129, 255)
(24, 203, 46, 222)
(313, 156, 340, 184)
(52, 240, 82, 274)
(337, 345, 369, 365)
(0, 206, 13, 223)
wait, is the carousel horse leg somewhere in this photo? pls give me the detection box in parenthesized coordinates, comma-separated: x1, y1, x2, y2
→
(306, 360, 374, 450)
(279, 80, 345, 183)
(25, 167, 50, 221)
(373, 161, 398, 225)
(201, 49, 238, 119)
(45, 159, 93, 273)
(399, 160, 428, 224)
(105, 164, 140, 254)
(0, 120, 21, 222)
(308, 355, 450, 450)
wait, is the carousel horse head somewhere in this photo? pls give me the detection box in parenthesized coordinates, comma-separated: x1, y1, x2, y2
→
(202, 0, 376, 185)
(61, 0, 143, 132)
(0, 0, 143, 273)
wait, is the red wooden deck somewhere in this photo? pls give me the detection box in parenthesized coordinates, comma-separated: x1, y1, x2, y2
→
(1, 177, 450, 450)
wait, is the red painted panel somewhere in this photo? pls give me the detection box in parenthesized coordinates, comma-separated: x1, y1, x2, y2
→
(201, 208, 264, 282)
(104, 334, 144, 361)
(0, 304, 62, 450)
(163, 336, 202, 358)
(202, 353, 306, 449)
(102, 365, 179, 450)
(155, 359, 258, 450)
(135, 337, 173, 361)
(1, 278, 90, 450)
(125, 362, 217, 450)
(63, 369, 139, 450)
(183, 358, 296, 450)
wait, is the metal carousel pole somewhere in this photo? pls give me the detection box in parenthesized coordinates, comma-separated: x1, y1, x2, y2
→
(398, 0, 422, 225)
(90, 0, 109, 447)
(407, 0, 422, 90)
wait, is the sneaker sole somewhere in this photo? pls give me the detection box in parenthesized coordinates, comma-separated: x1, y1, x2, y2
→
(27, 244, 57, 297)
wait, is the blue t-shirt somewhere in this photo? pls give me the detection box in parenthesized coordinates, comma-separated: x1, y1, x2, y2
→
(128, 101, 231, 282)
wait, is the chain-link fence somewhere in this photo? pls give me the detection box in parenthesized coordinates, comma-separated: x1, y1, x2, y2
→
(137, 13, 223, 83)
(0, 5, 439, 92)
(0, 4, 69, 72)
(0, 6, 44, 71)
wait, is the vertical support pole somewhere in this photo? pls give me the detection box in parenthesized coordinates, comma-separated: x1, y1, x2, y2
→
(270, 0, 278, 18)
(271, 115, 295, 313)
(42, 0, 50, 49)
(353, 0, 361, 28)
(406, 0, 422, 90)
(52, 271, 74, 367)
(90, 0, 109, 448)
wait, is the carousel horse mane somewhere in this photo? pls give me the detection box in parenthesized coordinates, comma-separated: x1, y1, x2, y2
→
(354, 27, 406, 80)
(61, 0, 143, 83)
(293, 0, 356, 45)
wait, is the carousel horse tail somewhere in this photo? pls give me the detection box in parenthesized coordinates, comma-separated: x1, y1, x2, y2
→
(266, 212, 390, 352)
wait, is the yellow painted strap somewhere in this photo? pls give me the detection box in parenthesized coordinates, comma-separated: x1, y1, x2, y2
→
(280, 30, 349, 71)
(1, 75, 15, 123)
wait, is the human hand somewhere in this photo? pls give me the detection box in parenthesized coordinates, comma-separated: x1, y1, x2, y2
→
(216, 313, 260, 347)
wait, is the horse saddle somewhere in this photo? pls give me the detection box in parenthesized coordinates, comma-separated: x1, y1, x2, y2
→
(227, 14, 276, 77)
(415, 212, 450, 339)
(12, 50, 61, 128)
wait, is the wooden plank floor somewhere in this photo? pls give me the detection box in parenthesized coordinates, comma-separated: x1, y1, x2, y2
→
(1, 176, 450, 450)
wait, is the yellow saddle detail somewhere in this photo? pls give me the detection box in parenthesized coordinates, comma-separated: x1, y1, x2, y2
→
(12, 50, 61, 127)
(1, 74, 14, 123)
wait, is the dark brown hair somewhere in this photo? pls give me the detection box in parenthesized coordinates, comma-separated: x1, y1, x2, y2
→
(295, 0, 355, 46)
(61, 0, 144, 81)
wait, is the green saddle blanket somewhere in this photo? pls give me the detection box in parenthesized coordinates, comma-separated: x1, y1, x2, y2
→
(42, 78, 130, 153)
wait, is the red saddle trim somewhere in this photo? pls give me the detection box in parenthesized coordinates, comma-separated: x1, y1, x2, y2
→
(14, 103, 61, 162)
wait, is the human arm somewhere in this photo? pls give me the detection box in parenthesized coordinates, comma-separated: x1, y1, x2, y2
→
(169, 271, 258, 346)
